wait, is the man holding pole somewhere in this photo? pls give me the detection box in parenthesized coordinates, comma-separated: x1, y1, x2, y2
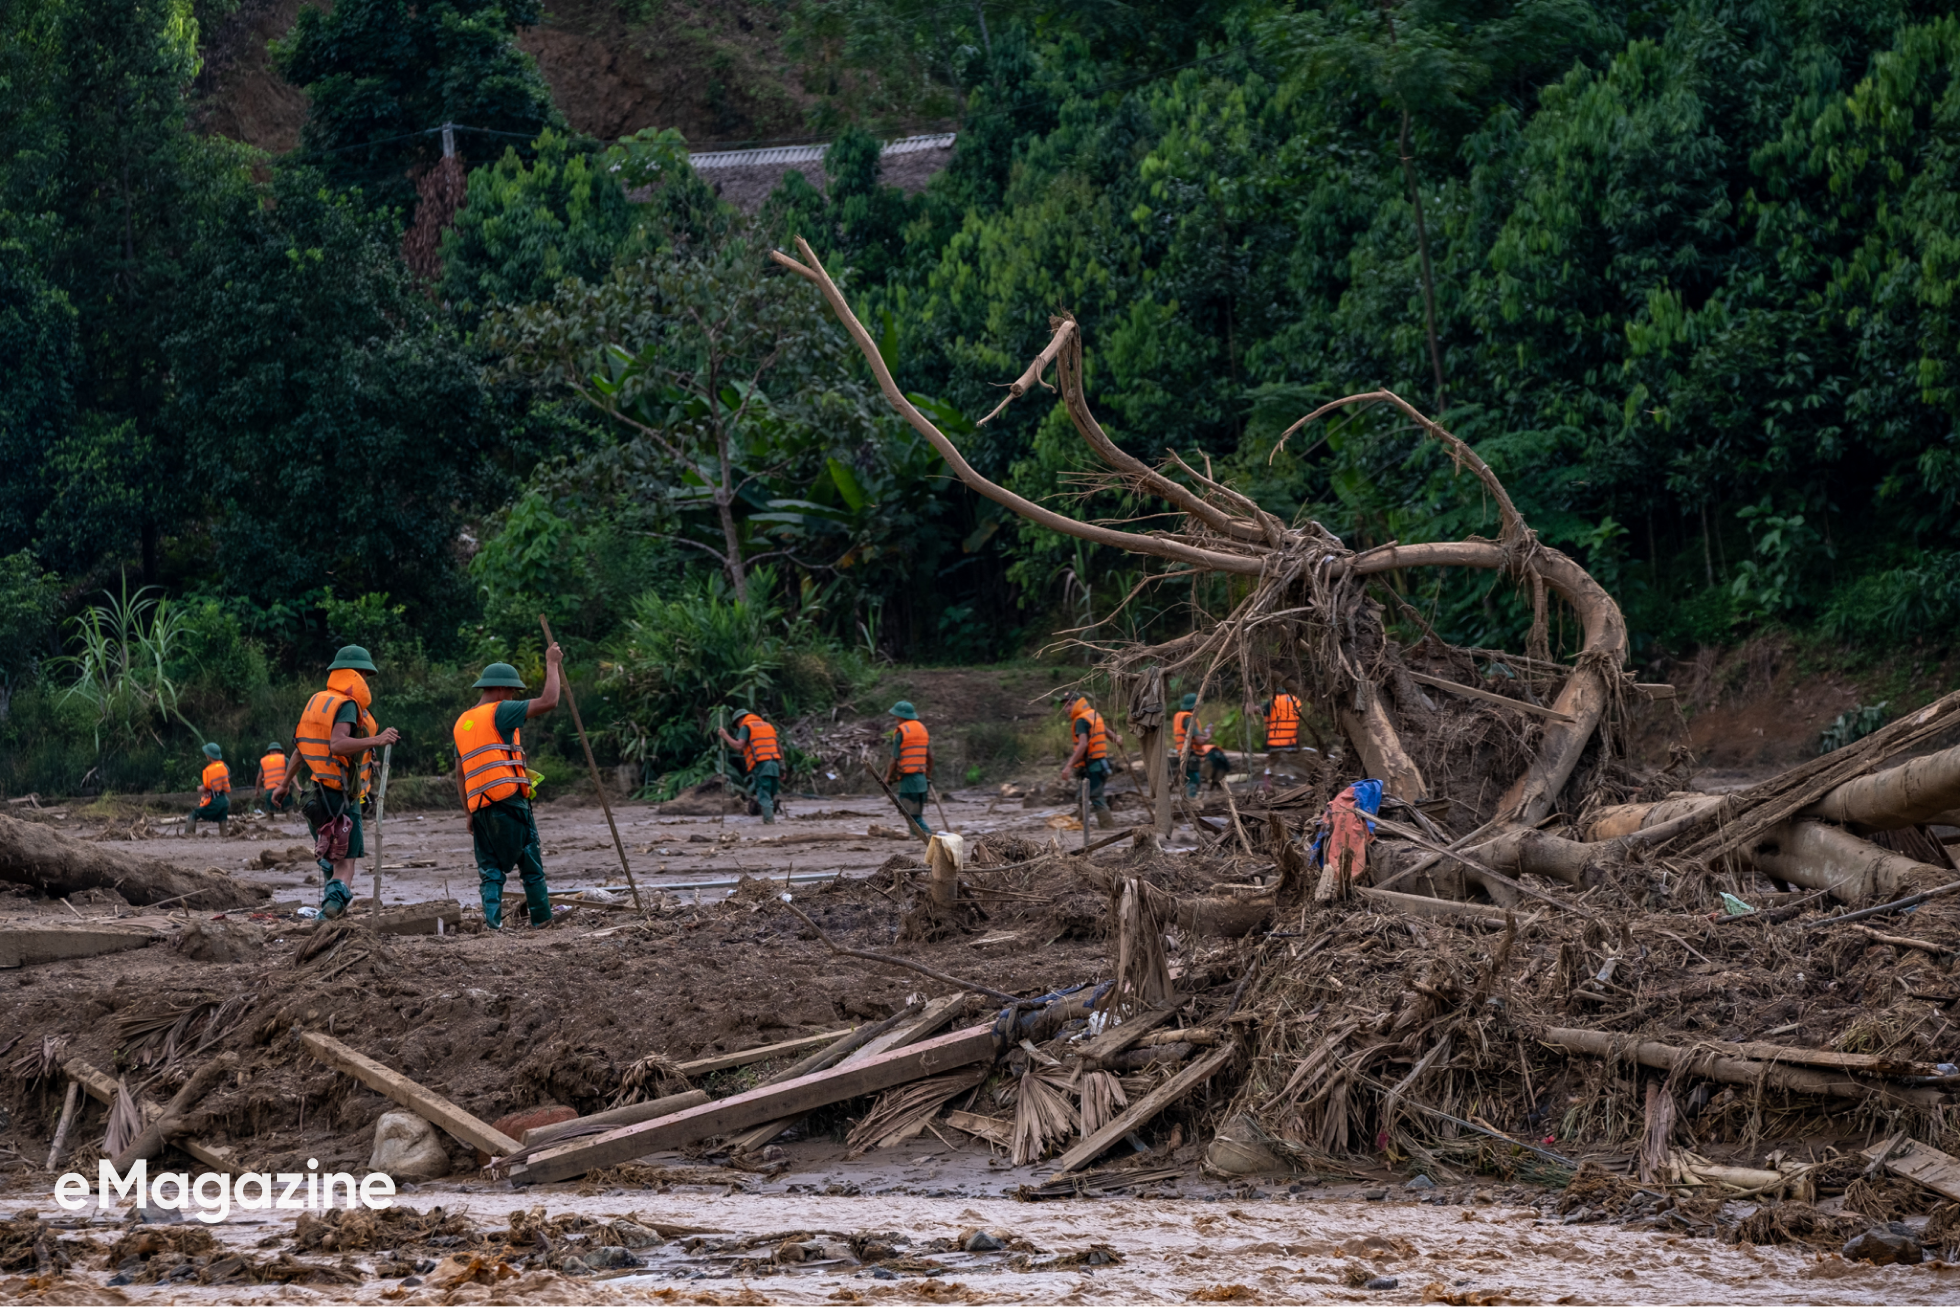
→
(272, 646, 400, 920)
(883, 700, 934, 839)
(1057, 692, 1122, 829)
(452, 647, 561, 930)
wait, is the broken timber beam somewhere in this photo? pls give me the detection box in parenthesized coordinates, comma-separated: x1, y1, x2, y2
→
(1541, 1029, 1947, 1107)
(64, 1059, 243, 1175)
(730, 993, 965, 1153)
(1359, 888, 1512, 926)
(1404, 670, 1576, 724)
(1054, 1043, 1235, 1174)
(1862, 1137, 1960, 1202)
(510, 1023, 1001, 1185)
(519, 1089, 710, 1148)
(298, 1030, 520, 1158)
(673, 1028, 854, 1078)
(0, 922, 163, 968)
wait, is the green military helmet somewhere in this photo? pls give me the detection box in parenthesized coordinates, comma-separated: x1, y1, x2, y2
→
(888, 700, 918, 720)
(328, 645, 378, 672)
(266, 742, 285, 754)
(1181, 693, 1198, 711)
(202, 742, 222, 760)
(472, 662, 527, 689)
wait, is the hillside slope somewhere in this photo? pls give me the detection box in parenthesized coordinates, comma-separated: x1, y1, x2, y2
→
(192, 0, 815, 155)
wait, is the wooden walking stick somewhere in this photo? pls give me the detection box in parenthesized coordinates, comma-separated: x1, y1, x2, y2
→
(539, 616, 645, 914)
(370, 743, 392, 927)
(1079, 776, 1090, 851)
(927, 780, 955, 834)
(866, 762, 929, 843)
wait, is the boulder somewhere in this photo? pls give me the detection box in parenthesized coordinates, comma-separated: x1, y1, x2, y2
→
(1842, 1229, 1922, 1265)
(369, 1110, 449, 1180)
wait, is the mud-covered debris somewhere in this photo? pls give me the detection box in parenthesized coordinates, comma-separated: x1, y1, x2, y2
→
(371, 1108, 451, 1180)
(1841, 1228, 1923, 1265)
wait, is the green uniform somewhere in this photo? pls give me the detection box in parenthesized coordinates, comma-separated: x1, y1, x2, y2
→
(1073, 717, 1112, 822)
(470, 699, 551, 929)
(732, 723, 782, 823)
(188, 793, 229, 831)
(891, 732, 931, 837)
(303, 698, 367, 917)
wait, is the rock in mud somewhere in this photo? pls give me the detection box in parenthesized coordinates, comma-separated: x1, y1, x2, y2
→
(962, 1229, 1004, 1252)
(1841, 1229, 1922, 1265)
(370, 1110, 450, 1180)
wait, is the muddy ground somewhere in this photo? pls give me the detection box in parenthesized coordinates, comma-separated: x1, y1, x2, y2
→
(2, 757, 1956, 1302)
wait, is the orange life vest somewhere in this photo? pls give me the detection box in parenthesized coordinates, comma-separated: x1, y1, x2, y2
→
(294, 690, 376, 792)
(199, 761, 231, 806)
(893, 719, 930, 774)
(453, 703, 529, 811)
(1173, 710, 1196, 754)
(259, 751, 287, 790)
(1071, 706, 1108, 763)
(737, 714, 782, 770)
(1266, 693, 1302, 749)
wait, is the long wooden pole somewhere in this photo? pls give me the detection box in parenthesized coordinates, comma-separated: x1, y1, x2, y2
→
(539, 616, 644, 914)
(370, 743, 391, 927)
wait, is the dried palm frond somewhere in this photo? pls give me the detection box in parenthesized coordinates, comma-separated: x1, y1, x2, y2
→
(103, 1079, 144, 1158)
(1012, 1069, 1078, 1166)
(8, 1035, 66, 1087)
(845, 1067, 987, 1155)
(1076, 1069, 1128, 1138)
(610, 1053, 688, 1107)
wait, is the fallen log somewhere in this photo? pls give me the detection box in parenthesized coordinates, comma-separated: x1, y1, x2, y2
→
(1747, 820, 1951, 904)
(298, 1030, 520, 1158)
(1358, 888, 1511, 926)
(0, 812, 269, 909)
(1541, 1028, 1947, 1107)
(64, 1059, 242, 1175)
(1806, 739, 1960, 831)
(112, 1053, 238, 1171)
(1862, 1137, 1960, 1202)
(1053, 1043, 1235, 1173)
(0, 921, 164, 968)
(508, 1023, 1001, 1185)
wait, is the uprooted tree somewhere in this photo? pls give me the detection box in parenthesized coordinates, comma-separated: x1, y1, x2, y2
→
(771, 236, 1960, 915)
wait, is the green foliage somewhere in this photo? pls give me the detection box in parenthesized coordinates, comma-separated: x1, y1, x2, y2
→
(0, 552, 59, 689)
(0, 241, 76, 550)
(172, 600, 269, 699)
(162, 168, 520, 644)
(441, 131, 639, 321)
(603, 567, 866, 788)
(273, 0, 563, 213)
(1820, 701, 1889, 753)
(46, 579, 198, 752)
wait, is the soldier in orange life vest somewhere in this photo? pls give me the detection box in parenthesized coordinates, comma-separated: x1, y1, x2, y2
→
(254, 741, 294, 816)
(1056, 692, 1123, 829)
(187, 742, 231, 836)
(717, 709, 783, 824)
(882, 700, 933, 838)
(1171, 693, 1230, 797)
(1259, 684, 1304, 791)
(271, 645, 401, 919)
(453, 648, 562, 930)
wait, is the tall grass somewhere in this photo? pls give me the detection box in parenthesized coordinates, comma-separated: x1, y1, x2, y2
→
(46, 578, 199, 752)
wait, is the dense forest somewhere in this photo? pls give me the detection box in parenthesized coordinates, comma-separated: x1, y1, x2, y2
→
(2, 0, 1958, 794)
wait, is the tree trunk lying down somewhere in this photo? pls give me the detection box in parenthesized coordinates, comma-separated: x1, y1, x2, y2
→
(1542, 1027, 1946, 1109)
(0, 813, 270, 909)
(1747, 819, 1950, 904)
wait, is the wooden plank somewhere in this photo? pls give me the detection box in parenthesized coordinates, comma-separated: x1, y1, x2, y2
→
(299, 1030, 520, 1158)
(510, 1023, 999, 1185)
(1864, 1138, 1960, 1202)
(730, 994, 966, 1153)
(1071, 1006, 1176, 1066)
(1053, 1043, 1234, 1174)
(674, 1028, 854, 1078)
(1405, 671, 1576, 724)
(944, 1109, 1013, 1148)
(64, 1059, 244, 1174)
(1359, 887, 1511, 925)
(1634, 683, 1677, 701)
